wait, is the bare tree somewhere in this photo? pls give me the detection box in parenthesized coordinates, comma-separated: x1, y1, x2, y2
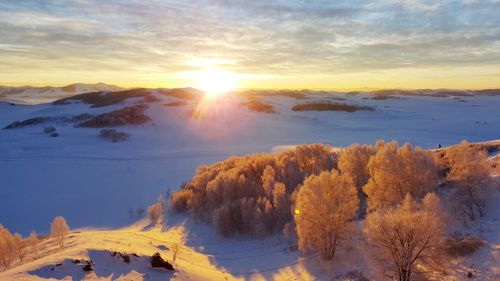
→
(363, 141, 439, 211)
(295, 170, 359, 260)
(51, 216, 70, 248)
(363, 193, 446, 281)
(148, 196, 165, 225)
(0, 225, 15, 270)
(171, 243, 181, 265)
(12, 233, 26, 262)
(28, 231, 39, 258)
(446, 141, 492, 221)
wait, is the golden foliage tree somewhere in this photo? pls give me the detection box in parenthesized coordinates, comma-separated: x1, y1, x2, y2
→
(338, 143, 375, 215)
(363, 141, 439, 211)
(0, 225, 15, 270)
(295, 170, 359, 260)
(51, 216, 70, 248)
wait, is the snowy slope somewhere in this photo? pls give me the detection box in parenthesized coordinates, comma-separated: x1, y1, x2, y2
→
(0, 88, 499, 280)
(0, 89, 499, 235)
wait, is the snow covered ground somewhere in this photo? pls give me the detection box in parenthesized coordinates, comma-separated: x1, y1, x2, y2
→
(0, 88, 499, 280)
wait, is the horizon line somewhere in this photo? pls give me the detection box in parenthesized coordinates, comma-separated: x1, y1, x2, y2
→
(1, 82, 499, 92)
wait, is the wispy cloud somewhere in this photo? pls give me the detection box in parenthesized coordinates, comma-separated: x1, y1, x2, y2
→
(0, 0, 499, 88)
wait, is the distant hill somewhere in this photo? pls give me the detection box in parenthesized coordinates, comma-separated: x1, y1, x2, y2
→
(0, 83, 125, 104)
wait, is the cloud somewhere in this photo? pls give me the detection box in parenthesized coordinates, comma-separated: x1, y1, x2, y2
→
(0, 0, 499, 87)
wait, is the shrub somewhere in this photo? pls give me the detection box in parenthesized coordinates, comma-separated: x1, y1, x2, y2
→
(148, 197, 165, 225)
(98, 129, 129, 142)
(295, 170, 359, 260)
(444, 235, 485, 257)
(43, 127, 56, 134)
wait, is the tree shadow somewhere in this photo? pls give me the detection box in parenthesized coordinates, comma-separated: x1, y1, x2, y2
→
(29, 250, 174, 281)
(163, 213, 313, 279)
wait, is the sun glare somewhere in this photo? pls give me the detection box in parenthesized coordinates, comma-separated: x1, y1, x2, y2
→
(191, 67, 239, 98)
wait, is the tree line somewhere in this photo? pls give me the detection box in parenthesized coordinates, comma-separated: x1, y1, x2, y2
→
(0, 216, 69, 271)
(171, 140, 494, 281)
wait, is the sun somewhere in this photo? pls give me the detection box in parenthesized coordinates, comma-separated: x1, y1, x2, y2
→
(192, 67, 239, 98)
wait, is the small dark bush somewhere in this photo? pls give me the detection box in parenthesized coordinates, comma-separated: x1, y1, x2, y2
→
(164, 101, 189, 107)
(99, 129, 129, 142)
(44, 127, 56, 134)
(291, 102, 374, 112)
(50, 132, 59, 137)
(71, 113, 94, 122)
(444, 236, 485, 257)
(150, 253, 174, 270)
(344, 270, 370, 281)
(4, 117, 54, 129)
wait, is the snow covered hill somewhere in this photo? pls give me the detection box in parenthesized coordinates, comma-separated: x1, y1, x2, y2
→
(0, 83, 124, 105)
(0, 87, 499, 280)
(1, 88, 499, 235)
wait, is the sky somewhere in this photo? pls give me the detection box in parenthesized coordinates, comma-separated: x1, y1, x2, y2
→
(1, 0, 500, 90)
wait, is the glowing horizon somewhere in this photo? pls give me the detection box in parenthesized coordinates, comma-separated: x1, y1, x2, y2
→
(1, 1, 499, 90)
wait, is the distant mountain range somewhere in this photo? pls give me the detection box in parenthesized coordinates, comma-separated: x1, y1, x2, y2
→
(1, 83, 499, 105)
(0, 83, 124, 104)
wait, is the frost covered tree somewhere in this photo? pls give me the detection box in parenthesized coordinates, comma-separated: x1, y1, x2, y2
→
(28, 231, 39, 257)
(295, 170, 359, 260)
(170, 144, 337, 237)
(363, 193, 446, 281)
(273, 182, 291, 230)
(0, 225, 15, 270)
(51, 216, 70, 248)
(363, 141, 439, 211)
(12, 233, 25, 262)
(338, 143, 375, 215)
(446, 141, 492, 221)
(148, 196, 165, 225)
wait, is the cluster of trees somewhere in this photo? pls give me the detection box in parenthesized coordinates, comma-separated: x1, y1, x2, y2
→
(0, 226, 38, 270)
(0, 216, 69, 271)
(171, 144, 336, 237)
(171, 140, 494, 281)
